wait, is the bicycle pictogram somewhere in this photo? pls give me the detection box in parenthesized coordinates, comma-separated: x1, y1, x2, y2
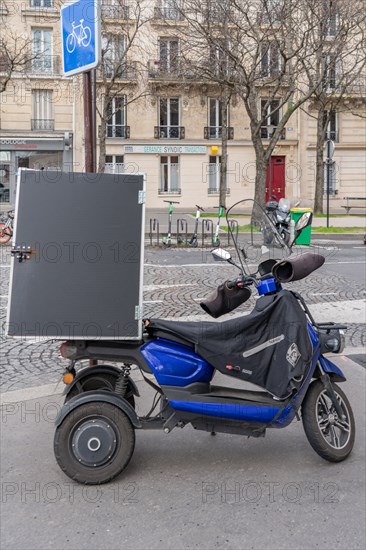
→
(66, 19, 92, 53)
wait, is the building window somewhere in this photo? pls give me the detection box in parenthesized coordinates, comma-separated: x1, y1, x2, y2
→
(324, 54, 338, 90)
(158, 97, 181, 138)
(32, 28, 53, 73)
(159, 38, 179, 74)
(32, 89, 54, 130)
(260, 99, 285, 139)
(208, 155, 222, 193)
(160, 156, 180, 193)
(155, 1, 182, 20)
(209, 44, 229, 76)
(106, 96, 127, 138)
(260, 41, 281, 77)
(323, 161, 336, 195)
(257, 0, 284, 25)
(30, 0, 53, 6)
(323, 0, 338, 36)
(207, 98, 222, 139)
(105, 155, 124, 173)
(103, 35, 126, 78)
(323, 110, 338, 142)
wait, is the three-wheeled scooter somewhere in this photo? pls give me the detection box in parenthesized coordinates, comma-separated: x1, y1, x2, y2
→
(53, 200, 355, 484)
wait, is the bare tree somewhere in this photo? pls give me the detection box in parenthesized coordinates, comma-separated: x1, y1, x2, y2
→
(178, 0, 365, 212)
(0, 9, 41, 95)
(302, 0, 366, 213)
(97, 0, 151, 172)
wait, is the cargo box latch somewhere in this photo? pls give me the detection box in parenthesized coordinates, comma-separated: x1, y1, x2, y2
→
(11, 246, 33, 263)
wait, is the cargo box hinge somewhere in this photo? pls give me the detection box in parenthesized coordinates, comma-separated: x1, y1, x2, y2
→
(135, 305, 143, 320)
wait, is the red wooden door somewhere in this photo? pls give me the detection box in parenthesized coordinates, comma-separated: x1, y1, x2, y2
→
(266, 156, 285, 201)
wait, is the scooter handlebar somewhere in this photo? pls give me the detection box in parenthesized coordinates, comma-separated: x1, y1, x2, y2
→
(200, 280, 252, 318)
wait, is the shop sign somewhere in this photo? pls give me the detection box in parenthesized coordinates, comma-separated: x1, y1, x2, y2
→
(124, 145, 207, 154)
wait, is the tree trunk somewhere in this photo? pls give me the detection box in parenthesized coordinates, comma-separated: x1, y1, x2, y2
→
(314, 110, 326, 214)
(219, 88, 229, 208)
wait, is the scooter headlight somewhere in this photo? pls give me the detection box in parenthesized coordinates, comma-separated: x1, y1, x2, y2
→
(319, 329, 345, 354)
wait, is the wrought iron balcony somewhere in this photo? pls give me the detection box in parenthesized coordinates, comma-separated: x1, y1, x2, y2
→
(105, 125, 130, 139)
(29, 55, 60, 75)
(30, 0, 53, 7)
(158, 188, 181, 195)
(105, 163, 125, 174)
(154, 126, 185, 139)
(260, 126, 286, 140)
(99, 62, 137, 81)
(31, 119, 54, 130)
(148, 59, 182, 79)
(204, 126, 234, 139)
(101, 2, 130, 19)
(208, 187, 230, 195)
(154, 6, 183, 21)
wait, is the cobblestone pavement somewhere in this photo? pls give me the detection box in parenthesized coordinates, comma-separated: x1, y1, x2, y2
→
(1, 245, 365, 392)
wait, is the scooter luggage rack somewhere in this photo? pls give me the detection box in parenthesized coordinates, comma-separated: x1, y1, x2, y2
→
(149, 218, 160, 246)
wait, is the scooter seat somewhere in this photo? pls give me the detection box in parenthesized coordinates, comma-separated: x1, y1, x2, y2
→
(146, 323, 195, 348)
(145, 290, 313, 400)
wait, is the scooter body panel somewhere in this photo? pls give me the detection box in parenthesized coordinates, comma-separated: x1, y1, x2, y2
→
(169, 400, 282, 423)
(141, 338, 214, 386)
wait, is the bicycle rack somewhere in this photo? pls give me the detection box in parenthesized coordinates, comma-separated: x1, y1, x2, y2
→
(149, 218, 160, 246)
(176, 219, 188, 246)
(202, 219, 214, 248)
(227, 219, 239, 246)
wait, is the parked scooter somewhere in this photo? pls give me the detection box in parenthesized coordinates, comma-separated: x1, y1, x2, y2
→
(162, 200, 180, 246)
(212, 205, 225, 246)
(262, 195, 291, 244)
(54, 200, 355, 484)
(188, 204, 205, 247)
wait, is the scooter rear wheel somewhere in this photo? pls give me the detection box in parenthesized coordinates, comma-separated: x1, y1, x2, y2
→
(54, 402, 135, 484)
(302, 380, 355, 462)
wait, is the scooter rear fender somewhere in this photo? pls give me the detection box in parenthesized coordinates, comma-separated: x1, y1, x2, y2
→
(55, 390, 142, 428)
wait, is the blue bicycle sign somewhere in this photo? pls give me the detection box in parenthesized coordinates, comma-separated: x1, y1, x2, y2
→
(61, 0, 101, 76)
(66, 19, 92, 53)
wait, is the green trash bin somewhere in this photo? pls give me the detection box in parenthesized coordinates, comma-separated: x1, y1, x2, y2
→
(290, 208, 313, 245)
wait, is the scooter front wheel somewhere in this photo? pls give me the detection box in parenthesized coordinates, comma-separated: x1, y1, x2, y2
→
(302, 380, 355, 462)
(54, 402, 135, 484)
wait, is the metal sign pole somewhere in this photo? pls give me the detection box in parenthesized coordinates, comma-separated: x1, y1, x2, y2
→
(83, 71, 94, 173)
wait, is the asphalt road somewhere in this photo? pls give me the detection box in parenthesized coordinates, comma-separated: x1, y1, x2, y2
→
(0, 357, 365, 550)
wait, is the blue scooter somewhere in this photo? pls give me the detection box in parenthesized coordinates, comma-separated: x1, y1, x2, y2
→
(54, 202, 355, 484)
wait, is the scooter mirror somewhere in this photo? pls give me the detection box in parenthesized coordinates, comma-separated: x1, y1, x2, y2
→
(295, 212, 312, 231)
(212, 248, 232, 261)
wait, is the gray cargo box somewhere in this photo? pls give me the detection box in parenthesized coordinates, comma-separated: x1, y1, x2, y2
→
(7, 169, 145, 340)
